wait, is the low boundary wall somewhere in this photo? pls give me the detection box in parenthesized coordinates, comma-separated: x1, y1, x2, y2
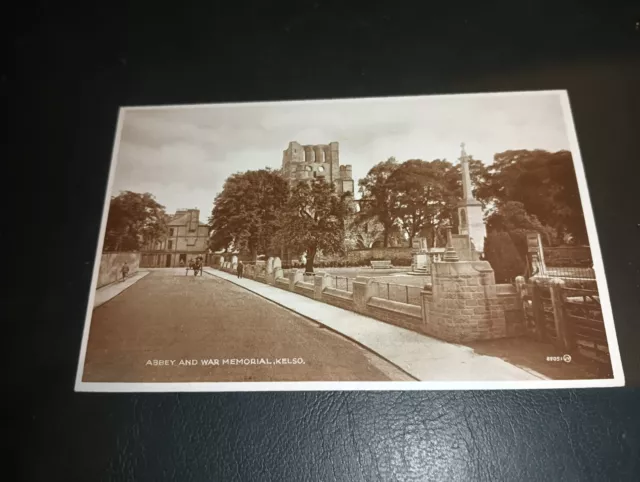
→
(214, 257, 527, 343)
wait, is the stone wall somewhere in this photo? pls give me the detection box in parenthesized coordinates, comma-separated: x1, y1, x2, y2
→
(321, 288, 355, 311)
(213, 257, 521, 344)
(98, 252, 140, 288)
(366, 297, 423, 332)
(421, 261, 508, 343)
(543, 246, 592, 267)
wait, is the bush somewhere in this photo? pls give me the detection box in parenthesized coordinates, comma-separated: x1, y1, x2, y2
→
(484, 231, 526, 283)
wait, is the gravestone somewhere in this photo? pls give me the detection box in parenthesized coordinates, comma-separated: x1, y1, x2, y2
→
(412, 237, 429, 272)
(273, 257, 283, 280)
(266, 257, 276, 284)
(231, 255, 238, 268)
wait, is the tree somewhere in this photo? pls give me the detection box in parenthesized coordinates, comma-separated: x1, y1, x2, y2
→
(480, 150, 587, 244)
(103, 191, 168, 251)
(209, 169, 289, 260)
(356, 158, 400, 247)
(272, 179, 351, 273)
(486, 201, 557, 257)
(387, 159, 460, 247)
(484, 231, 525, 283)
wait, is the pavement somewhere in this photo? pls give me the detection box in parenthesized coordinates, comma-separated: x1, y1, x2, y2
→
(83, 268, 412, 383)
(204, 268, 548, 382)
(93, 271, 150, 308)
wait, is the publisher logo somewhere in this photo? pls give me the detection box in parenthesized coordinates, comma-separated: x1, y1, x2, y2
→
(546, 354, 572, 363)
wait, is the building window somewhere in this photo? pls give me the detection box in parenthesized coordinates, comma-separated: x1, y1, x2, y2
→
(169, 228, 174, 236)
(168, 240, 173, 250)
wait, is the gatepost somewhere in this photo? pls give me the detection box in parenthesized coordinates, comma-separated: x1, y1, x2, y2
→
(548, 278, 573, 352)
(314, 272, 331, 300)
(288, 269, 303, 291)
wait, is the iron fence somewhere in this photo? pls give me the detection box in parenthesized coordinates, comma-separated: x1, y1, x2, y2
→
(370, 281, 422, 306)
(545, 266, 596, 280)
(327, 276, 353, 292)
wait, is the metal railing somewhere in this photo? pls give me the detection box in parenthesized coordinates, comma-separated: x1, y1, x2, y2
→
(327, 276, 353, 292)
(544, 266, 596, 280)
(370, 281, 422, 306)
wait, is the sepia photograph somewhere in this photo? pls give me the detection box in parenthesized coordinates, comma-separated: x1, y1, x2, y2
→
(75, 91, 624, 391)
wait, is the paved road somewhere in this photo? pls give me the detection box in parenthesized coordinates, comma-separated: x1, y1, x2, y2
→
(83, 269, 410, 382)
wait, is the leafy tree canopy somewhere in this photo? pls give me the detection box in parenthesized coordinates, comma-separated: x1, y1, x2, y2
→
(479, 149, 587, 244)
(356, 156, 490, 248)
(356, 157, 400, 248)
(104, 191, 168, 252)
(209, 169, 289, 259)
(272, 179, 351, 273)
(486, 200, 557, 258)
(484, 231, 525, 283)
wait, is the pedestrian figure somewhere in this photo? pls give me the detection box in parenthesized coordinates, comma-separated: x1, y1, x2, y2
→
(193, 257, 201, 277)
(187, 259, 194, 276)
(237, 261, 244, 279)
(121, 262, 129, 282)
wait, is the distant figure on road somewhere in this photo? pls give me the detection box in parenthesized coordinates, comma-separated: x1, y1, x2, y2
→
(121, 262, 129, 282)
(179, 259, 185, 268)
(187, 259, 194, 276)
(193, 257, 202, 277)
(237, 261, 244, 279)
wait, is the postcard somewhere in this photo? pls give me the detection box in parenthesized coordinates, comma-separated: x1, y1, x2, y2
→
(75, 90, 625, 392)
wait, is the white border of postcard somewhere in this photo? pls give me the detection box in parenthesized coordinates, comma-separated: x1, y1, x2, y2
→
(75, 90, 625, 392)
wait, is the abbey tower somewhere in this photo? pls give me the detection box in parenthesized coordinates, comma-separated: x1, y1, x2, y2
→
(281, 141, 355, 196)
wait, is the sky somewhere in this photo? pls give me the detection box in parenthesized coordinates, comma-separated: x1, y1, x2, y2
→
(111, 92, 571, 223)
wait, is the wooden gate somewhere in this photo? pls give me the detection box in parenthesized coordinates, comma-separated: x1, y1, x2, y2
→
(563, 287, 608, 363)
(520, 277, 610, 364)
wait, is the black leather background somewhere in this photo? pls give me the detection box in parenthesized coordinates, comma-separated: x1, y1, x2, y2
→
(9, 2, 640, 480)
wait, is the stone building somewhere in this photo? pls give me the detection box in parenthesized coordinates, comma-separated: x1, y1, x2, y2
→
(140, 208, 209, 268)
(281, 141, 355, 196)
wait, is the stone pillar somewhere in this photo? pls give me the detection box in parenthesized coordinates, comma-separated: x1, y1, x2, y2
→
(420, 288, 433, 326)
(314, 272, 330, 300)
(352, 276, 377, 313)
(314, 145, 325, 163)
(288, 269, 303, 291)
(531, 278, 546, 341)
(515, 275, 527, 309)
(428, 260, 506, 342)
(457, 143, 486, 254)
(443, 226, 459, 262)
(231, 255, 238, 269)
(526, 232, 547, 277)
